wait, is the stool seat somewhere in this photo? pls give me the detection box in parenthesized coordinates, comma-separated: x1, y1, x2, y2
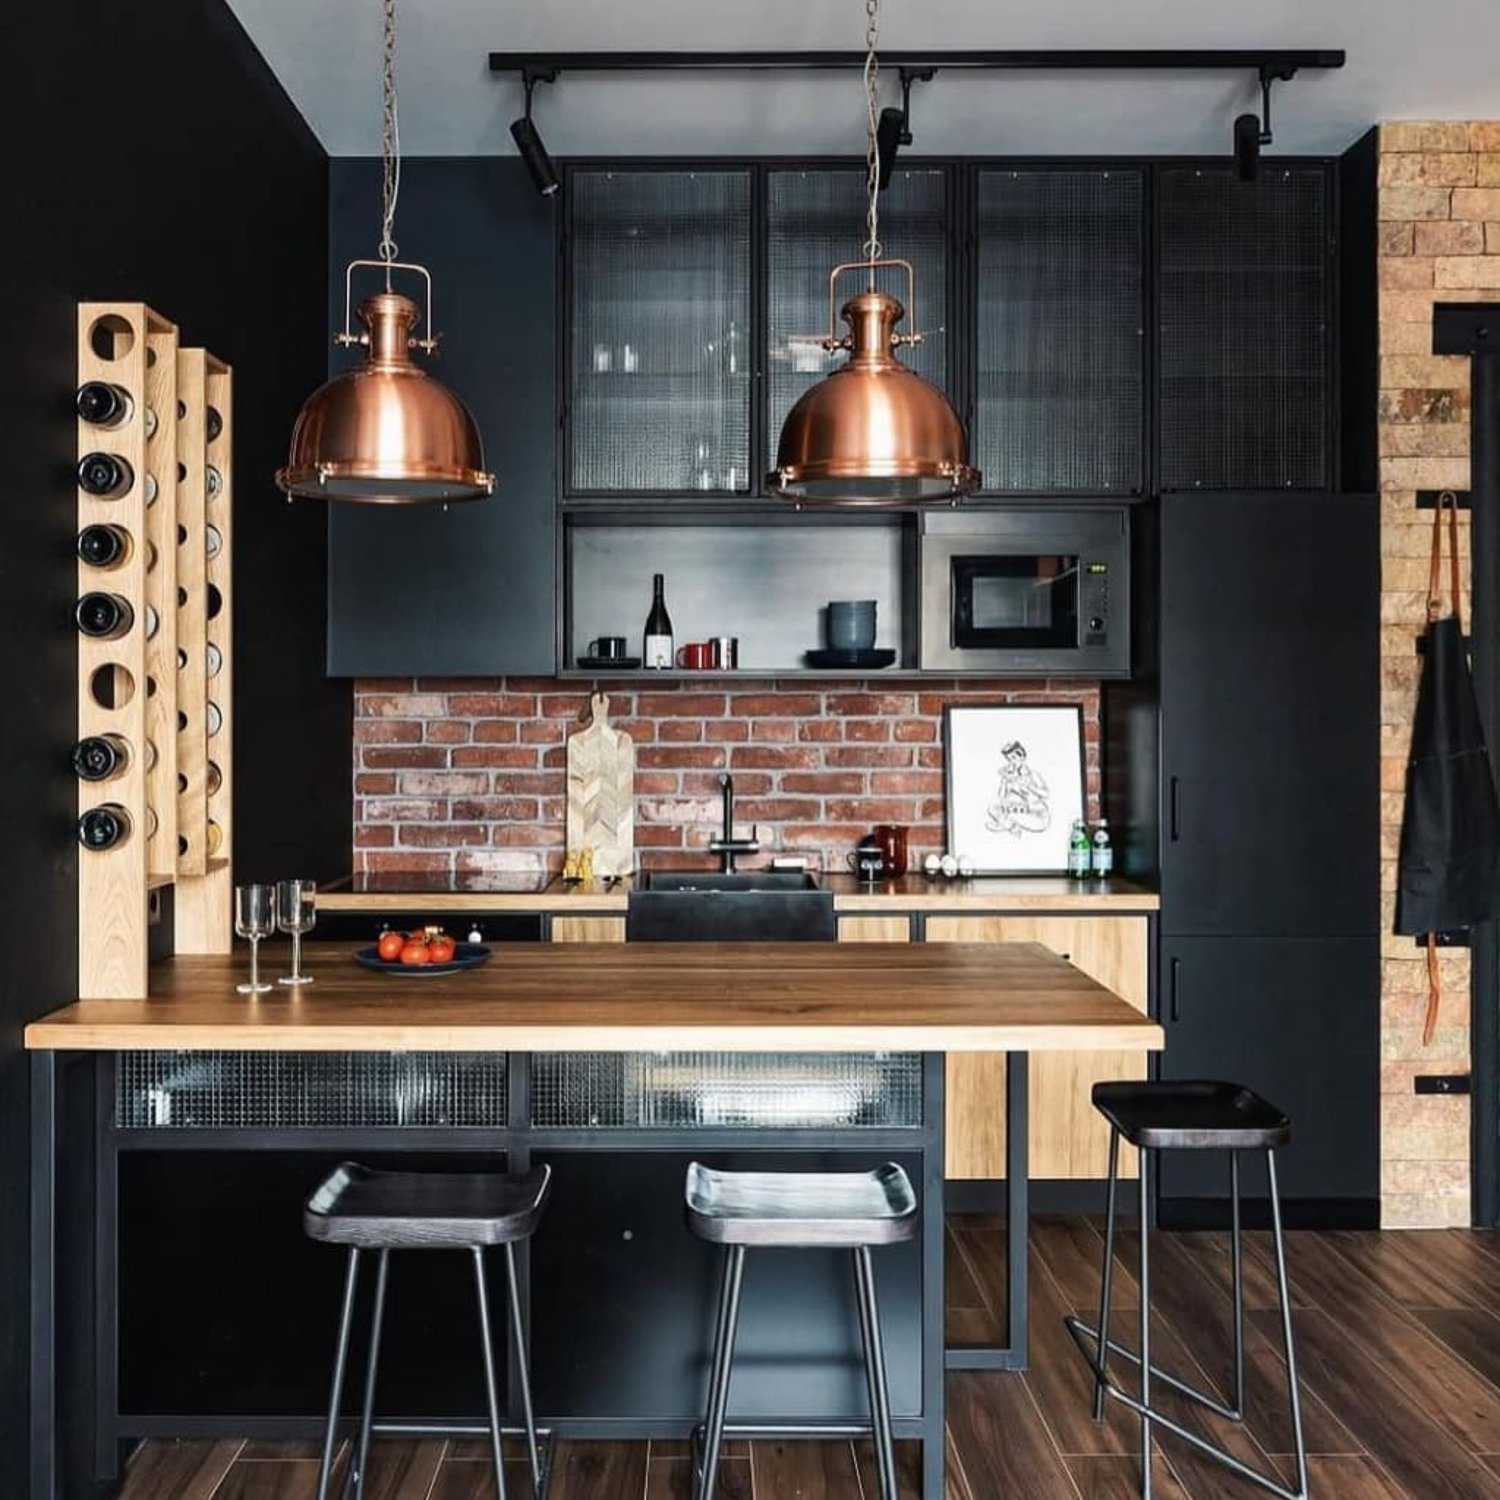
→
(684, 1161, 917, 1247)
(1091, 1080, 1290, 1151)
(304, 1161, 551, 1249)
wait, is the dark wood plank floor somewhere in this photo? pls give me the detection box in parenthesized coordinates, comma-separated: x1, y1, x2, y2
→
(114, 1216, 1500, 1499)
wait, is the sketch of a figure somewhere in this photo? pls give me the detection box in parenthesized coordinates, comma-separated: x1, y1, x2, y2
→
(985, 739, 1052, 837)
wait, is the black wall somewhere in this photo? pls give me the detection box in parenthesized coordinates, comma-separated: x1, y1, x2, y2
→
(0, 0, 343, 1473)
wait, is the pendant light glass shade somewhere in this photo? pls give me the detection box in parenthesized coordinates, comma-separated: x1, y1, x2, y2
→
(768, 281, 978, 505)
(277, 288, 494, 505)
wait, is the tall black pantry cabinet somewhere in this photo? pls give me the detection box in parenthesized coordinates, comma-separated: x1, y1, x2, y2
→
(1111, 493, 1381, 1224)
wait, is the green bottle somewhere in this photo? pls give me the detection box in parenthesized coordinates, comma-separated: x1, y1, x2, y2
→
(1067, 819, 1091, 880)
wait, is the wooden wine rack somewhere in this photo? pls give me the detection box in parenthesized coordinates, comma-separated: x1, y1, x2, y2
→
(77, 305, 235, 997)
(175, 355, 233, 954)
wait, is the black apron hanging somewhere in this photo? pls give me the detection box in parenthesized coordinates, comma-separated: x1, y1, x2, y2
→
(1395, 491, 1500, 1043)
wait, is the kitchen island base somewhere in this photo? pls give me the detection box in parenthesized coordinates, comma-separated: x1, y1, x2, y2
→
(31, 1049, 989, 1500)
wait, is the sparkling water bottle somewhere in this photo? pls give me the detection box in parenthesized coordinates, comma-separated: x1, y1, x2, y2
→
(1067, 819, 1092, 880)
(1090, 818, 1114, 880)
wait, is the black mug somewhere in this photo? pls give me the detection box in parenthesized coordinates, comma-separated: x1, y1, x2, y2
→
(588, 636, 628, 660)
(847, 836, 889, 883)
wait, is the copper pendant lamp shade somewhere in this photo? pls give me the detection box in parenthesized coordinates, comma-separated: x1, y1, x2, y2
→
(770, 0, 977, 506)
(277, 285, 494, 505)
(768, 275, 978, 505)
(278, 0, 494, 506)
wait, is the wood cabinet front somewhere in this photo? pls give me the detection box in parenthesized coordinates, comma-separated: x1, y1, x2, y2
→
(925, 915, 1150, 1180)
(551, 916, 627, 944)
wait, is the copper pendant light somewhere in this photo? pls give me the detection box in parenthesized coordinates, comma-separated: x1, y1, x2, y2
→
(277, 0, 494, 505)
(768, 0, 978, 506)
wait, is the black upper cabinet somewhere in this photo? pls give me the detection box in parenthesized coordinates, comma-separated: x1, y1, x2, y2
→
(326, 159, 558, 676)
(1156, 166, 1334, 491)
(973, 168, 1145, 495)
(1158, 492, 1379, 937)
(566, 169, 753, 496)
(766, 166, 953, 464)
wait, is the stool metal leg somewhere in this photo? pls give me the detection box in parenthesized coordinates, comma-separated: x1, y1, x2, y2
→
(696, 1244, 746, 1500)
(472, 1247, 509, 1500)
(852, 1246, 898, 1500)
(1229, 1150, 1245, 1420)
(348, 1248, 389, 1500)
(316, 1247, 360, 1500)
(1267, 1151, 1308, 1500)
(504, 1241, 547, 1498)
(1138, 1147, 1152, 1500)
(1093, 1127, 1121, 1422)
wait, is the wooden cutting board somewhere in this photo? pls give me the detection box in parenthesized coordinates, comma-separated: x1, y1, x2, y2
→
(566, 692, 635, 878)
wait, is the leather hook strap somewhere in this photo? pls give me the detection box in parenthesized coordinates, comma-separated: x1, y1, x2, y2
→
(1426, 489, 1464, 626)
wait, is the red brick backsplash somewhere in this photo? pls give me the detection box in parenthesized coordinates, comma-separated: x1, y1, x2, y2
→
(353, 677, 1101, 878)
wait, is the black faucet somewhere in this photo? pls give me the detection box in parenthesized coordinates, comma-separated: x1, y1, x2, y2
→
(708, 772, 760, 874)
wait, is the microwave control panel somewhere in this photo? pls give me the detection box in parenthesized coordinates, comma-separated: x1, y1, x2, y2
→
(1082, 561, 1111, 645)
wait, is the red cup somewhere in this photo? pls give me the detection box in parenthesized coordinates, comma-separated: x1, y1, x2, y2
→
(676, 642, 710, 669)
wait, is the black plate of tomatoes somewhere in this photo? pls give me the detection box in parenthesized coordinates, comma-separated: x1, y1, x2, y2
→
(355, 927, 491, 976)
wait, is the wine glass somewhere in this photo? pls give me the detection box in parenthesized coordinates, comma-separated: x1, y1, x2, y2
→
(276, 879, 317, 985)
(234, 884, 277, 995)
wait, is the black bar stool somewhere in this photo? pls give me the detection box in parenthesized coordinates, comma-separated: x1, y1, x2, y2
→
(684, 1161, 918, 1500)
(304, 1161, 553, 1500)
(1064, 1081, 1307, 1500)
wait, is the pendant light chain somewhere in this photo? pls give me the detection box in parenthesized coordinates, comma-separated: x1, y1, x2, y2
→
(862, 0, 883, 274)
(377, 0, 402, 281)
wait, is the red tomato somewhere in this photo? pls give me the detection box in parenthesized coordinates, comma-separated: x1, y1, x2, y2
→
(428, 935, 457, 964)
(400, 940, 430, 966)
(377, 931, 405, 962)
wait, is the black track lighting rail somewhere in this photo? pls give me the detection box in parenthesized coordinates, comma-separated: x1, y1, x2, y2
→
(491, 49, 1345, 77)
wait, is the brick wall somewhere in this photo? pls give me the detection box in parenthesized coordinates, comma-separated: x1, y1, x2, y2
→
(1376, 121, 1500, 1227)
(353, 678, 1100, 879)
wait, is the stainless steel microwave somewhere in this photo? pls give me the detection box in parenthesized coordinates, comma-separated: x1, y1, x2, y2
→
(918, 507, 1131, 676)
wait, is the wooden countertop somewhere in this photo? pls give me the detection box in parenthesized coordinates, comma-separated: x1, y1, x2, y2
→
(25, 942, 1165, 1055)
(316, 874, 1159, 915)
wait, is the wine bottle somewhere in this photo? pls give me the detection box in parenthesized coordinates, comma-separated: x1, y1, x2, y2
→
(206, 760, 224, 796)
(77, 451, 133, 498)
(72, 734, 131, 782)
(643, 573, 673, 669)
(76, 523, 131, 569)
(75, 591, 134, 640)
(75, 381, 133, 428)
(206, 819, 224, 856)
(77, 803, 132, 851)
(205, 405, 223, 442)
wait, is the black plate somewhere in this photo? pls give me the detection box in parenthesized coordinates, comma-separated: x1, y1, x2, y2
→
(353, 942, 492, 977)
(576, 655, 643, 670)
(803, 648, 897, 669)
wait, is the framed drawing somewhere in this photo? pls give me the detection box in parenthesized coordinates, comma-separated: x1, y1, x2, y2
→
(944, 704, 1087, 875)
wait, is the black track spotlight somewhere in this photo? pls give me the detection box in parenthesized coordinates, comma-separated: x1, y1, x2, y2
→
(875, 67, 928, 190)
(1233, 110, 1262, 182)
(1235, 63, 1296, 183)
(511, 68, 559, 196)
(876, 106, 908, 188)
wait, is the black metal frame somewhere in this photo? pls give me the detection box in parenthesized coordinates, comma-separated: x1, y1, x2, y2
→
(1432, 303, 1500, 1229)
(490, 49, 1346, 76)
(1065, 1136, 1308, 1500)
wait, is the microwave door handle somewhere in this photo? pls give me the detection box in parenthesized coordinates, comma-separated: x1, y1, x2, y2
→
(1169, 776, 1181, 841)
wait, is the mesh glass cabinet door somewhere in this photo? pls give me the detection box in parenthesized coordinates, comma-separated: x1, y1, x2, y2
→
(766, 167, 951, 459)
(974, 168, 1146, 494)
(1157, 166, 1332, 491)
(568, 169, 752, 494)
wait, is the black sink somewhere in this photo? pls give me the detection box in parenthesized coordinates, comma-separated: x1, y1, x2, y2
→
(627, 870, 833, 941)
(638, 871, 820, 893)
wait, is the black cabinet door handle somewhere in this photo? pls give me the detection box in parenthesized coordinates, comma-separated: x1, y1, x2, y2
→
(1168, 956, 1181, 1023)
(1169, 776, 1181, 841)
